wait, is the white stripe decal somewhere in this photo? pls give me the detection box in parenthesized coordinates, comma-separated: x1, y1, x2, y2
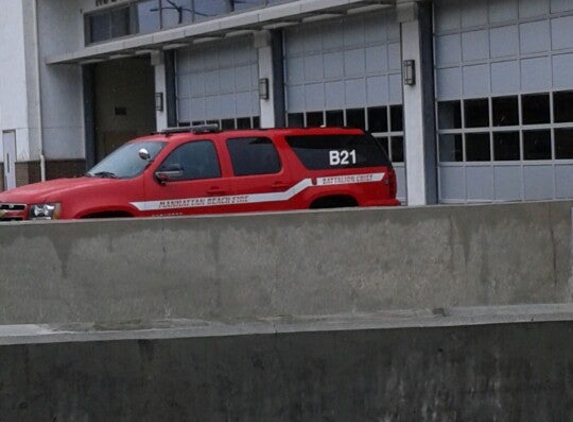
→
(130, 172, 385, 212)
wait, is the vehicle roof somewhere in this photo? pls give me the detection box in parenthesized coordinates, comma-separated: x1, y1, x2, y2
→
(131, 126, 367, 144)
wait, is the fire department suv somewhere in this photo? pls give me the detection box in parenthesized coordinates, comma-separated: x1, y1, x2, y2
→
(0, 126, 400, 221)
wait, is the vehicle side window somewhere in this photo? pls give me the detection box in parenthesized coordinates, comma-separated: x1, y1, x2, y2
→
(285, 134, 391, 170)
(158, 140, 221, 180)
(226, 137, 281, 176)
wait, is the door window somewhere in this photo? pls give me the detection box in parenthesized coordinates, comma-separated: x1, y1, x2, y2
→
(158, 140, 221, 180)
(226, 137, 281, 176)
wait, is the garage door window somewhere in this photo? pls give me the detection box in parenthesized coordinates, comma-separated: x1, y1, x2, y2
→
(287, 106, 404, 164)
(438, 90, 573, 163)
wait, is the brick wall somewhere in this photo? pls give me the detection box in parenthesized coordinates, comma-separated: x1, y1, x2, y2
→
(11, 160, 87, 188)
(45, 160, 87, 180)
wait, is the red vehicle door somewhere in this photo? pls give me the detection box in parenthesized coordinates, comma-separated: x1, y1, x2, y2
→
(135, 139, 234, 217)
(223, 135, 298, 212)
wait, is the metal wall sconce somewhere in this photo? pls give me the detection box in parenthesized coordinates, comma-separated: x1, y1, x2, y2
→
(155, 92, 164, 112)
(259, 78, 269, 100)
(402, 59, 416, 86)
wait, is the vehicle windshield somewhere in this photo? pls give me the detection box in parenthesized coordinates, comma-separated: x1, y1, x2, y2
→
(86, 140, 166, 179)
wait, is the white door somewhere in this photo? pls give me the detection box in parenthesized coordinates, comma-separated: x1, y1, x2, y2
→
(2, 131, 16, 190)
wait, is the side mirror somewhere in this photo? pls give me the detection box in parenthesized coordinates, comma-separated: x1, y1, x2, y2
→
(138, 148, 151, 161)
(155, 163, 183, 183)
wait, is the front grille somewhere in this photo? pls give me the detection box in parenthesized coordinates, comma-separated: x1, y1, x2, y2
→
(0, 203, 26, 211)
(0, 203, 27, 221)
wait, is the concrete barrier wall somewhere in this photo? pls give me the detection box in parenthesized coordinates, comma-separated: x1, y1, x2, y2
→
(2, 321, 573, 422)
(0, 201, 572, 325)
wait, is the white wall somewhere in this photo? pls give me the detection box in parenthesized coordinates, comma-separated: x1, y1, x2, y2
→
(37, 0, 85, 160)
(0, 0, 84, 165)
(0, 0, 32, 162)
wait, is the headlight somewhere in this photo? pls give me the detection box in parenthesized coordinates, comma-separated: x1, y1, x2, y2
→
(28, 203, 61, 220)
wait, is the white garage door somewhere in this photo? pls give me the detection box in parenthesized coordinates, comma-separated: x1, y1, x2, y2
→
(283, 11, 406, 200)
(435, 0, 573, 203)
(176, 36, 260, 129)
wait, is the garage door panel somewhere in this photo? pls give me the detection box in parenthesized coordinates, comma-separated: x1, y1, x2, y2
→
(436, 34, 462, 66)
(553, 53, 573, 88)
(345, 79, 366, 107)
(235, 65, 253, 91)
(204, 70, 220, 96)
(343, 20, 365, 47)
(325, 81, 345, 109)
(366, 46, 388, 73)
(524, 165, 554, 200)
(551, 0, 573, 14)
(177, 75, 191, 99)
(489, 0, 518, 23)
(388, 43, 401, 72)
(190, 74, 205, 98)
(461, 1, 488, 28)
(220, 94, 235, 116)
(494, 166, 522, 201)
(304, 55, 324, 81)
(463, 64, 489, 97)
(491, 61, 520, 94)
(176, 37, 259, 126)
(324, 52, 344, 79)
(206, 97, 222, 118)
(437, 67, 462, 99)
(344, 49, 366, 78)
(490, 26, 518, 59)
(322, 22, 344, 49)
(364, 12, 388, 42)
(521, 57, 551, 91)
(435, 0, 461, 32)
(555, 165, 573, 198)
(440, 167, 467, 201)
(287, 85, 305, 112)
(520, 20, 550, 54)
(467, 166, 493, 201)
(520, 0, 549, 18)
(366, 76, 388, 106)
(462, 30, 489, 61)
(178, 98, 191, 119)
(236, 91, 254, 116)
(190, 99, 206, 121)
(552, 15, 573, 50)
(389, 74, 403, 104)
(305, 83, 325, 110)
(219, 68, 235, 94)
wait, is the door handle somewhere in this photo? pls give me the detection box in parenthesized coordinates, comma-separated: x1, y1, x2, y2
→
(271, 181, 290, 190)
(207, 187, 226, 196)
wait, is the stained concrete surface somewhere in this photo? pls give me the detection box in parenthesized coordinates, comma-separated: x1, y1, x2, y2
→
(1, 320, 572, 422)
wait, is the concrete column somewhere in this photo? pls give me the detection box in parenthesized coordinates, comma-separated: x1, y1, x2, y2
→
(398, 0, 437, 205)
(151, 51, 168, 132)
(255, 30, 285, 129)
(255, 31, 275, 128)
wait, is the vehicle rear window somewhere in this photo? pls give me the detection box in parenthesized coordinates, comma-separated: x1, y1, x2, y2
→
(226, 137, 281, 176)
(285, 134, 391, 170)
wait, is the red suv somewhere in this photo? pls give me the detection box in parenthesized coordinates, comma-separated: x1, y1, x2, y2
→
(0, 126, 399, 221)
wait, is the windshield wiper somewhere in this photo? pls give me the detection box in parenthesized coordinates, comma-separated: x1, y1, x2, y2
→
(92, 171, 118, 179)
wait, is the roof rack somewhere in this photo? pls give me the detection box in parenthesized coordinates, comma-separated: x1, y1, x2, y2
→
(160, 123, 220, 135)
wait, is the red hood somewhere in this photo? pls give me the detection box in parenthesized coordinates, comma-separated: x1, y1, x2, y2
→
(0, 177, 119, 203)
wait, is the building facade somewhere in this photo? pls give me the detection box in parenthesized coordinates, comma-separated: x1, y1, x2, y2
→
(1, 0, 573, 205)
